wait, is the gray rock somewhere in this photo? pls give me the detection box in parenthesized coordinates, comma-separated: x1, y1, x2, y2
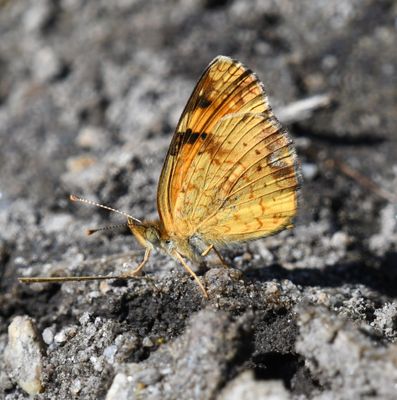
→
(373, 302, 397, 341)
(218, 371, 291, 400)
(106, 309, 248, 400)
(296, 305, 397, 399)
(4, 316, 45, 395)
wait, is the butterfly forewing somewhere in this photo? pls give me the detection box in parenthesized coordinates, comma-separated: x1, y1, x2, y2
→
(157, 56, 300, 244)
(157, 56, 269, 230)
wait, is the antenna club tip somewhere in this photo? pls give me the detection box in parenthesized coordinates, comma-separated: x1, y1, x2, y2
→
(86, 229, 96, 236)
(70, 194, 78, 201)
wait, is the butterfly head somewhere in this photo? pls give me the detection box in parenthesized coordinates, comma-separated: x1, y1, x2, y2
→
(127, 217, 175, 253)
(127, 217, 157, 248)
(127, 217, 186, 259)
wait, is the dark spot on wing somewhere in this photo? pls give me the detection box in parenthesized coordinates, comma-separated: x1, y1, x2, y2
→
(169, 134, 182, 156)
(184, 130, 208, 144)
(169, 129, 208, 156)
(237, 68, 253, 83)
(272, 165, 296, 180)
(196, 95, 212, 108)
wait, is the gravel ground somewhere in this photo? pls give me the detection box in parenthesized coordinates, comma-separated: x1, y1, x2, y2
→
(0, 0, 396, 399)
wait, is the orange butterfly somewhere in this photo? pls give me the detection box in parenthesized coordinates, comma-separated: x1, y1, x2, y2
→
(21, 56, 300, 298)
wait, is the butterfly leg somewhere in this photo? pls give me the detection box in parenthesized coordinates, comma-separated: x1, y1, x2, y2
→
(173, 251, 208, 298)
(121, 248, 151, 278)
(214, 247, 229, 268)
(201, 244, 214, 257)
(201, 244, 229, 268)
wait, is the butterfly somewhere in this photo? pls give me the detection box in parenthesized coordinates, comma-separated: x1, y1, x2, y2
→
(20, 56, 300, 298)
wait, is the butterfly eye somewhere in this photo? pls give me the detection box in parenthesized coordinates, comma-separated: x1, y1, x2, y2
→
(145, 227, 160, 244)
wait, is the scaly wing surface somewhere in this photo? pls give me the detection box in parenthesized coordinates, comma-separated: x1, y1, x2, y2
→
(157, 56, 299, 243)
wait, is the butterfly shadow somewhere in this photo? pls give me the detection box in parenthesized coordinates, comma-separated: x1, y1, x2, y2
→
(244, 251, 397, 298)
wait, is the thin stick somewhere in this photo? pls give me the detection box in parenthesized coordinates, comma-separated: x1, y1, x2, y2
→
(275, 94, 331, 124)
(329, 159, 397, 203)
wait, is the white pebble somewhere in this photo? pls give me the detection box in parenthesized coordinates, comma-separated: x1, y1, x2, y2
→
(42, 327, 54, 345)
(142, 337, 154, 348)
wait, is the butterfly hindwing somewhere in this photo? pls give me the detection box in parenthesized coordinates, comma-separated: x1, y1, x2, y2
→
(192, 113, 299, 243)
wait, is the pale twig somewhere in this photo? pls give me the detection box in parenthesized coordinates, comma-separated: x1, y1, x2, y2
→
(275, 94, 331, 124)
(327, 159, 397, 203)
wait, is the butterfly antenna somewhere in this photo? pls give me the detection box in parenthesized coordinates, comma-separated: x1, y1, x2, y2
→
(70, 194, 142, 224)
(86, 223, 130, 236)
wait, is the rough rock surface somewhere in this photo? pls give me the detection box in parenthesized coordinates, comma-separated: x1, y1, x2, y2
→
(4, 316, 44, 395)
(296, 305, 397, 399)
(0, 0, 396, 399)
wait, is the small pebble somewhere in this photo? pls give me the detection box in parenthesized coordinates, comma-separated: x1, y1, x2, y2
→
(79, 312, 92, 326)
(42, 327, 54, 345)
(66, 155, 97, 172)
(142, 337, 154, 348)
(90, 356, 104, 372)
(54, 326, 77, 344)
(103, 345, 118, 364)
(33, 47, 63, 83)
(302, 162, 318, 180)
(242, 252, 252, 262)
(23, 0, 54, 32)
(76, 126, 108, 149)
(330, 231, 348, 248)
(99, 280, 112, 294)
(70, 379, 82, 395)
(265, 282, 280, 294)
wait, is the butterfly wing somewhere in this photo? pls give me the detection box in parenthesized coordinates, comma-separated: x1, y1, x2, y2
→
(157, 56, 300, 243)
(189, 112, 299, 243)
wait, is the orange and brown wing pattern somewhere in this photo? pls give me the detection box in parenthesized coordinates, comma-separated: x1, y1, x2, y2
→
(157, 55, 300, 243)
(191, 113, 299, 243)
(158, 56, 270, 232)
